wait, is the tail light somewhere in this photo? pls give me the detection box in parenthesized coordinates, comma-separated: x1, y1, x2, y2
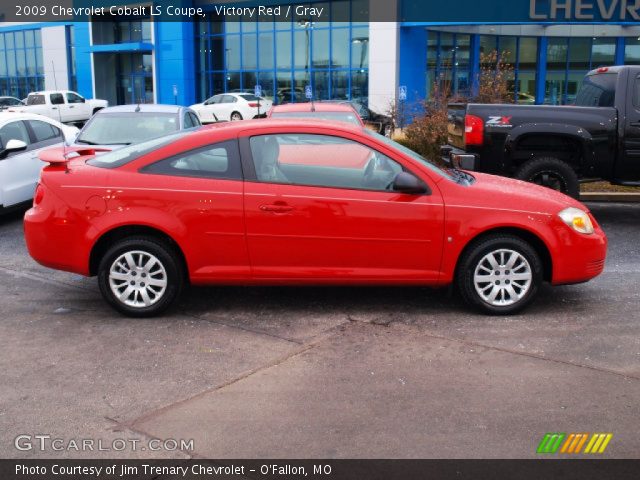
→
(33, 184, 44, 206)
(464, 114, 484, 146)
(248, 102, 259, 108)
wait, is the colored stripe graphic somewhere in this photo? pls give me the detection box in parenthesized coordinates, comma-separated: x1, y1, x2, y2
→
(537, 433, 566, 454)
(560, 433, 589, 453)
(584, 433, 613, 454)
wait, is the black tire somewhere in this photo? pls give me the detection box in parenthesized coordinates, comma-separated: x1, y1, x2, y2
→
(97, 237, 184, 318)
(456, 234, 543, 315)
(514, 157, 579, 198)
(230, 111, 243, 121)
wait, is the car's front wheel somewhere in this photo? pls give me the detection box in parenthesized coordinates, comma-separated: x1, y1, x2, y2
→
(97, 237, 184, 317)
(230, 111, 243, 121)
(456, 234, 543, 315)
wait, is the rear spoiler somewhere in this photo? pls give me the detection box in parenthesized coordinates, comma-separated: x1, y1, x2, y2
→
(39, 146, 111, 164)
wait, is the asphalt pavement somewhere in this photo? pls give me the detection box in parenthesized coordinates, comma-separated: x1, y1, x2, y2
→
(0, 202, 639, 459)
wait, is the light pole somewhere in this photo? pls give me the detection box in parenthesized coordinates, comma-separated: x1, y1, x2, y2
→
(297, 19, 314, 99)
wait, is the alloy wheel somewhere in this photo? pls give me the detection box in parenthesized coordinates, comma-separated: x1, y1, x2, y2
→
(473, 249, 532, 307)
(108, 250, 168, 308)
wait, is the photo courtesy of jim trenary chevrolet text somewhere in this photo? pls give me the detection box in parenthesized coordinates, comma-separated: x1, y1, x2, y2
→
(0, 0, 639, 478)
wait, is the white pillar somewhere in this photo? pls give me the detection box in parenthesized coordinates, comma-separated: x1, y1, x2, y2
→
(367, 0, 399, 115)
(42, 26, 70, 91)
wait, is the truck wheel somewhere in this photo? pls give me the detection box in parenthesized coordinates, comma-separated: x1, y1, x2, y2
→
(97, 237, 184, 318)
(457, 234, 543, 315)
(514, 157, 579, 198)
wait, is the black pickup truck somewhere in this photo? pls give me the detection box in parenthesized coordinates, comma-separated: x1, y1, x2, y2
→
(444, 65, 640, 198)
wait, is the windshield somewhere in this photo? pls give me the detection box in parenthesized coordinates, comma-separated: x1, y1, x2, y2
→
(26, 95, 45, 105)
(575, 73, 617, 107)
(77, 112, 179, 146)
(271, 111, 362, 126)
(87, 130, 194, 169)
(364, 129, 454, 181)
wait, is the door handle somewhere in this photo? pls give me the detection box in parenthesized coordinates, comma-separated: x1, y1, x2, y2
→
(260, 204, 294, 213)
(52, 107, 57, 110)
(69, 106, 74, 109)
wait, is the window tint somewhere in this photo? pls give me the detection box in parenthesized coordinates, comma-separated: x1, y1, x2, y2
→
(249, 134, 404, 191)
(87, 130, 191, 169)
(0, 121, 30, 147)
(189, 112, 201, 126)
(26, 94, 45, 105)
(28, 120, 61, 142)
(239, 94, 260, 101)
(575, 73, 617, 107)
(66, 92, 84, 104)
(0, 97, 21, 106)
(183, 112, 195, 129)
(50, 93, 65, 105)
(143, 140, 242, 180)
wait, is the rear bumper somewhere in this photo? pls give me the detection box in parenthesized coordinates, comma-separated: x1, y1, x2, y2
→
(24, 204, 91, 276)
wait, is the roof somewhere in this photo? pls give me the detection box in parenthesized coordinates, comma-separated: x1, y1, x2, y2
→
(269, 103, 357, 113)
(0, 111, 68, 125)
(27, 91, 74, 95)
(95, 104, 186, 114)
(194, 118, 365, 137)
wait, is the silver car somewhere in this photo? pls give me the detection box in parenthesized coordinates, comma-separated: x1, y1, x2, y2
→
(73, 104, 203, 150)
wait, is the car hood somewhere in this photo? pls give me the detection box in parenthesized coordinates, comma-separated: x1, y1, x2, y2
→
(461, 171, 587, 214)
(189, 103, 204, 109)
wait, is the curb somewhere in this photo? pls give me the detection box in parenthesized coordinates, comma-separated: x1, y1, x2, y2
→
(580, 192, 640, 203)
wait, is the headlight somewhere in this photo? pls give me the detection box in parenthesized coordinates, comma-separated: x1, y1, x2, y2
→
(558, 207, 594, 234)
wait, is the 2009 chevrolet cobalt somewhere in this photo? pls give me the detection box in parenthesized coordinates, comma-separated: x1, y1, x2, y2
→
(24, 120, 607, 317)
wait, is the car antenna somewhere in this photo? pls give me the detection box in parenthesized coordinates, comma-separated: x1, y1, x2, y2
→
(311, 94, 315, 112)
(135, 103, 141, 112)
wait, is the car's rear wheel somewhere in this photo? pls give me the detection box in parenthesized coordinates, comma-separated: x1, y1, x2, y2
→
(97, 237, 184, 317)
(514, 157, 579, 198)
(456, 235, 543, 315)
(230, 111, 243, 121)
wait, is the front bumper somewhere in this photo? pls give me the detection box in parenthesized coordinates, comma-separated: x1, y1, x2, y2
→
(550, 222, 607, 285)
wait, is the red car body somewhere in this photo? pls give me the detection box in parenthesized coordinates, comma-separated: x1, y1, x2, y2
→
(24, 120, 606, 316)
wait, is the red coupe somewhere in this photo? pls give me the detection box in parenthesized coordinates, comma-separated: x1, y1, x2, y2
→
(24, 120, 607, 317)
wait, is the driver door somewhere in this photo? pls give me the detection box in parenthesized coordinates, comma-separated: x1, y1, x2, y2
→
(242, 132, 445, 281)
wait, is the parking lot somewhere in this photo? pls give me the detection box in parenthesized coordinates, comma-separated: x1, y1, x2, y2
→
(1, 201, 639, 459)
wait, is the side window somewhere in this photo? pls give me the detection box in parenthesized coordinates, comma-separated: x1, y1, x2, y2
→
(222, 95, 237, 103)
(189, 112, 201, 126)
(249, 134, 404, 191)
(66, 92, 84, 104)
(28, 120, 62, 143)
(183, 113, 194, 129)
(142, 140, 242, 180)
(0, 121, 31, 149)
(50, 93, 65, 105)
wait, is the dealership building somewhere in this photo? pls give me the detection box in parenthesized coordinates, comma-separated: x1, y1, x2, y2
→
(2, 0, 640, 113)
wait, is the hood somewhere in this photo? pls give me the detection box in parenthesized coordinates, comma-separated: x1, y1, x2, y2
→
(463, 171, 586, 214)
(189, 103, 204, 109)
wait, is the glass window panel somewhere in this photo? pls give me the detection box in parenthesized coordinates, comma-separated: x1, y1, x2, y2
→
(592, 38, 615, 67)
(568, 38, 591, 70)
(242, 13, 256, 32)
(275, 21, 291, 30)
(427, 30, 438, 70)
(499, 36, 517, 65)
(479, 35, 497, 57)
(331, 28, 349, 68)
(197, 18, 208, 36)
(276, 71, 294, 104)
(7, 51, 16, 76)
(226, 71, 241, 91)
(130, 21, 142, 42)
(294, 29, 310, 70)
(258, 12, 274, 31)
(566, 71, 584, 104)
(456, 34, 471, 67)
(198, 37, 209, 72)
(258, 32, 274, 70)
(519, 37, 538, 70)
(36, 48, 43, 74)
(225, 16, 240, 34)
(226, 35, 241, 70)
(545, 71, 566, 104)
(6, 32, 14, 49)
(25, 30, 35, 48)
(351, 69, 368, 102)
(26, 48, 36, 75)
(547, 38, 568, 70)
(211, 72, 224, 95)
(35, 30, 41, 47)
(312, 28, 330, 69)
(331, 70, 349, 99)
(242, 71, 258, 91)
(211, 37, 224, 70)
(294, 71, 311, 101)
(441, 33, 455, 70)
(258, 71, 275, 100)
(15, 31, 24, 49)
(312, 70, 330, 99)
(242, 33, 257, 70)
(625, 38, 640, 64)
(142, 21, 151, 42)
(0, 34, 4, 50)
(276, 31, 292, 69)
(351, 28, 369, 70)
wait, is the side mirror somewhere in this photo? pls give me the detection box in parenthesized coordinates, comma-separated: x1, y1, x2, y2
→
(392, 172, 428, 194)
(0, 139, 28, 159)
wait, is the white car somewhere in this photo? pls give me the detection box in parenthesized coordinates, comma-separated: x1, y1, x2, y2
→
(0, 113, 79, 212)
(10, 90, 108, 124)
(190, 93, 272, 122)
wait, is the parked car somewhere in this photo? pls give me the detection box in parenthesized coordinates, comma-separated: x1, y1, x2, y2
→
(0, 112, 78, 213)
(325, 100, 395, 137)
(25, 120, 606, 317)
(0, 96, 25, 109)
(9, 90, 108, 125)
(73, 104, 201, 150)
(190, 93, 272, 122)
(267, 102, 364, 127)
(444, 65, 640, 198)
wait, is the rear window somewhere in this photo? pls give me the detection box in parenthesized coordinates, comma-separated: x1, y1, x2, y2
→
(87, 130, 194, 169)
(271, 111, 362, 126)
(26, 94, 45, 105)
(77, 112, 180, 146)
(239, 95, 260, 101)
(575, 73, 618, 107)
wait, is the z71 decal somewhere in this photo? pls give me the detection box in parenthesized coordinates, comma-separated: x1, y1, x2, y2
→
(486, 116, 513, 128)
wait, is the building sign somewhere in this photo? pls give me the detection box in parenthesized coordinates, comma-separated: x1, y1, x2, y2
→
(530, 0, 640, 21)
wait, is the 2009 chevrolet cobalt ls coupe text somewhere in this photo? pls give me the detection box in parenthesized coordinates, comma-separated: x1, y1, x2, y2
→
(24, 120, 607, 317)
